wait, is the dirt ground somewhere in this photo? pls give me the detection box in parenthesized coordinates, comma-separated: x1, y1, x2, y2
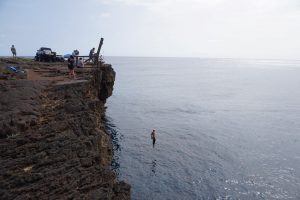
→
(0, 57, 94, 82)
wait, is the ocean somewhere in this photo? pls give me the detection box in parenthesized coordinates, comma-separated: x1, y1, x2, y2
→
(104, 57, 300, 200)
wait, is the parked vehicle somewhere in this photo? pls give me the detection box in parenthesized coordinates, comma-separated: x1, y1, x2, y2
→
(35, 47, 63, 62)
(55, 55, 65, 62)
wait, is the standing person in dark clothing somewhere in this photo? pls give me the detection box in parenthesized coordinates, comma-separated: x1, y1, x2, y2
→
(68, 55, 76, 79)
(88, 48, 95, 63)
(11, 45, 16, 59)
(151, 130, 156, 148)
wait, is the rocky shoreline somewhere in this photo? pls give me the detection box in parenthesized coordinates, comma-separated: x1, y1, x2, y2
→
(0, 58, 130, 199)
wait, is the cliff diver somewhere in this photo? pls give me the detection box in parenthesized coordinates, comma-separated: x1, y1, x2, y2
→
(151, 129, 156, 148)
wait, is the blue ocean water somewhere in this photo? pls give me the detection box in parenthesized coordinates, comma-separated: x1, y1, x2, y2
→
(104, 57, 300, 200)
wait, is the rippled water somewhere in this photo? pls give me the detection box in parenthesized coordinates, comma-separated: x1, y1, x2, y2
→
(104, 57, 300, 200)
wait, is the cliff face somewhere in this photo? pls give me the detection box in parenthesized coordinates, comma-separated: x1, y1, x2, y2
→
(0, 60, 130, 200)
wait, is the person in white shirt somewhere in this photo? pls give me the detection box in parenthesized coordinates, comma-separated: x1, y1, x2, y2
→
(77, 57, 84, 68)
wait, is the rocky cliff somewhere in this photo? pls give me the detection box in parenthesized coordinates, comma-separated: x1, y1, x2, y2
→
(0, 59, 130, 199)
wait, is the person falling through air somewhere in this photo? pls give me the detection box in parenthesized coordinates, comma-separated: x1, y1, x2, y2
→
(151, 129, 156, 148)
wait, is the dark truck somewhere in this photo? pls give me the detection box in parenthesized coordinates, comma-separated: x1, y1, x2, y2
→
(35, 47, 64, 62)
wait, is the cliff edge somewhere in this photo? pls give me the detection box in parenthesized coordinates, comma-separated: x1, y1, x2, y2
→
(0, 58, 130, 200)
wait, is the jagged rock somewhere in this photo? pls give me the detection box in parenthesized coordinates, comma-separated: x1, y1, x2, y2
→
(80, 158, 93, 168)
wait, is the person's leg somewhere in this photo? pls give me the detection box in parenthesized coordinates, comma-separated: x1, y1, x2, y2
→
(70, 69, 75, 79)
(69, 69, 72, 78)
(73, 69, 76, 79)
(152, 138, 156, 148)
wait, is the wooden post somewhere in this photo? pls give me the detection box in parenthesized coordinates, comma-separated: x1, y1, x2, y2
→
(95, 38, 104, 66)
(92, 38, 104, 88)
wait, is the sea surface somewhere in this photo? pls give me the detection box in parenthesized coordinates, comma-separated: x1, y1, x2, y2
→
(104, 57, 300, 200)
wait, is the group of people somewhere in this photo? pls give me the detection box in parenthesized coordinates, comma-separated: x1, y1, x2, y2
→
(8, 45, 97, 80)
(72, 49, 85, 67)
(67, 48, 95, 79)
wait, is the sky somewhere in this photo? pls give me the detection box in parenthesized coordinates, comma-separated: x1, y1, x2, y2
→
(0, 0, 300, 59)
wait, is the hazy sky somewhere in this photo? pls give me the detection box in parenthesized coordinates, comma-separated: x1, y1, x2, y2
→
(0, 0, 300, 59)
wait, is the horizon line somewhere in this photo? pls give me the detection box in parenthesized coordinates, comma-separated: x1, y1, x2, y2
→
(1, 55, 300, 61)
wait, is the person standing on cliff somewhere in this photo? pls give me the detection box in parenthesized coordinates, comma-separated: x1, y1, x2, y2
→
(151, 130, 156, 148)
(68, 55, 76, 79)
(11, 45, 16, 59)
(89, 48, 95, 63)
